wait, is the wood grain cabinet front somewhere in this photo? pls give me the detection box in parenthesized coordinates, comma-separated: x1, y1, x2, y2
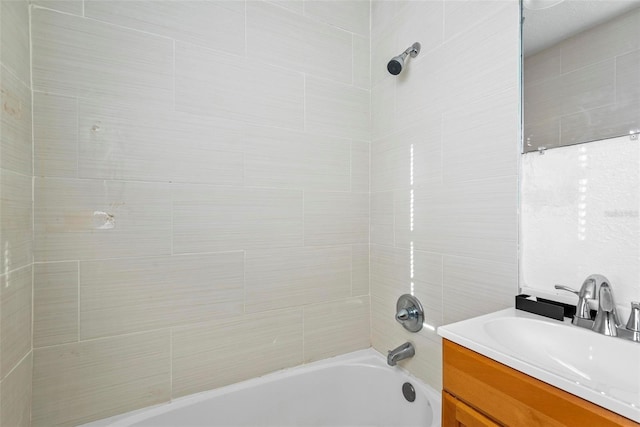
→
(442, 339, 639, 427)
(443, 391, 501, 427)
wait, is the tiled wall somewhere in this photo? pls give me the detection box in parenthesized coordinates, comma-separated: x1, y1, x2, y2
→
(369, 0, 520, 390)
(30, 1, 370, 425)
(0, 0, 34, 426)
(524, 6, 640, 152)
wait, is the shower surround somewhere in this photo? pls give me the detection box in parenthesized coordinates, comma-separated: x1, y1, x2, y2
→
(30, 2, 370, 425)
(0, 0, 520, 425)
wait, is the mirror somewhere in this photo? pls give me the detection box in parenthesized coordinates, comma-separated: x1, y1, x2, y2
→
(522, 0, 640, 153)
(519, 0, 640, 315)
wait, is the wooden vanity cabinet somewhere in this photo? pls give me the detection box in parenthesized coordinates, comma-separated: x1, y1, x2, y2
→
(442, 339, 639, 427)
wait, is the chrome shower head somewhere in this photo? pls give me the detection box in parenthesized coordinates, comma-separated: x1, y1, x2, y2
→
(387, 42, 421, 75)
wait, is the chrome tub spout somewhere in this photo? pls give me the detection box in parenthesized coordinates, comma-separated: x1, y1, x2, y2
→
(387, 342, 415, 366)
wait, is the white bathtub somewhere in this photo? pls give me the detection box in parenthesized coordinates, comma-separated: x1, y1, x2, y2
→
(84, 348, 441, 427)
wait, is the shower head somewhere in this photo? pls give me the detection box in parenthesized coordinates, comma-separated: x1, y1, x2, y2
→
(387, 42, 421, 75)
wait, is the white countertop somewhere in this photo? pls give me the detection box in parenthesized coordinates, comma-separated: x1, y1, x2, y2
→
(438, 308, 640, 423)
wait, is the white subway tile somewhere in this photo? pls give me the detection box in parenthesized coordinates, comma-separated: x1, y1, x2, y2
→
(32, 331, 170, 427)
(0, 170, 32, 273)
(32, 0, 83, 15)
(172, 185, 303, 253)
(305, 0, 370, 37)
(370, 191, 394, 246)
(247, 1, 353, 84)
(306, 77, 370, 141)
(371, 120, 442, 192)
(1, 66, 32, 176)
(561, 60, 616, 116)
(0, 0, 30, 86)
(0, 352, 32, 427)
(442, 255, 516, 324)
(350, 140, 370, 193)
(244, 125, 350, 191)
(0, 266, 32, 380)
(34, 178, 171, 261)
(561, 7, 640, 73)
(442, 88, 519, 183)
(304, 296, 370, 363)
(351, 243, 370, 296)
(304, 191, 369, 246)
(412, 178, 518, 264)
(34, 91, 78, 178)
(172, 310, 303, 397)
(523, 44, 562, 85)
(85, 1, 245, 54)
(616, 49, 640, 106)
(371, 1, 396, 38)
(353, 34, 371, 89)
(395, 0, 443, 59)
(32, 8, 173, 103)
(77, 99, 244, 184)
(245, 245, 351, 313)
(560, 102, 640, 146)
(370, 244, 410, 302)
(371, 77, 396, 140)
(175, 42, 304, 130)
(80, 253, 244, 339)
(443, 0, 510, 42)
(34, 262, 79, 348)
(267, 0, 304, 15)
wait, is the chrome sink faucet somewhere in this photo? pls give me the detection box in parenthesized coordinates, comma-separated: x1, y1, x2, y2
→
(555, 274, 601, 327)
(556, 275, 639, 342)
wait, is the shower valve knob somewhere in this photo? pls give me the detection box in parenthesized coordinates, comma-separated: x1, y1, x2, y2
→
(395, 294, 424, 333)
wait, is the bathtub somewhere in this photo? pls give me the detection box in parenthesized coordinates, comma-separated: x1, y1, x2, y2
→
(84, 348, 441, 427)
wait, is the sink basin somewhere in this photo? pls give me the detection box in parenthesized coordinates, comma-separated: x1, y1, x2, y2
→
(438, 308, 640, 423)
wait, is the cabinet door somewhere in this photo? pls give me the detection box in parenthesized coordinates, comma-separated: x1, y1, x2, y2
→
(443, 391, 501, 427)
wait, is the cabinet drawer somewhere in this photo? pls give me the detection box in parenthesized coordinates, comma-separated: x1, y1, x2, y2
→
(443, 339, 637, 427)
(443, 391, 501, 427)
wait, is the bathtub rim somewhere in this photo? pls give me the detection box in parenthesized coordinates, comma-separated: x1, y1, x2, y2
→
(82, 347, 442, 427)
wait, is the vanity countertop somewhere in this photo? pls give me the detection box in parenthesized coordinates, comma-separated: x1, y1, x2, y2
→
(437, 308, 640, 423)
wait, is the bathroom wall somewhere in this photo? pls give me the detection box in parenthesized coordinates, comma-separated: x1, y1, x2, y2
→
(369, 0, 520, 389)
(521, 134, 640, 320)
(0, 0, 34, 425)
(524, 6, 640, 152)
(30, 2, 370, 425)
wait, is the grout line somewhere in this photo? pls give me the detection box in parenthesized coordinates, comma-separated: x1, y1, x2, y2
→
(172, 39, 176, 115)
(301, 306, 306, 362)
(1, 350, 32, 383)
(77, 260, 81, 342)
(169, 328, 173, 399)
(242, 250, 246, 314)
(75, 97, 79, 178)
(33, 326, 171, 350)
(31, 5, 177, 44)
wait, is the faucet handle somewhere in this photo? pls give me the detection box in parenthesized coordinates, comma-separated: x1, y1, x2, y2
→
(626, 302, 640, 332)
(555, 283, 594, 320)
(554, 284, 579, 295)
(592, 282, 620, 336)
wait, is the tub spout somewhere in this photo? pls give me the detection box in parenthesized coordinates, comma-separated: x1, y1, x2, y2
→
(387, 342, 415, 366)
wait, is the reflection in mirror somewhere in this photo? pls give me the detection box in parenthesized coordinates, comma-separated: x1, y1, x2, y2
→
(519, 0, 640, 319)
(522, 0, 640, 152)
